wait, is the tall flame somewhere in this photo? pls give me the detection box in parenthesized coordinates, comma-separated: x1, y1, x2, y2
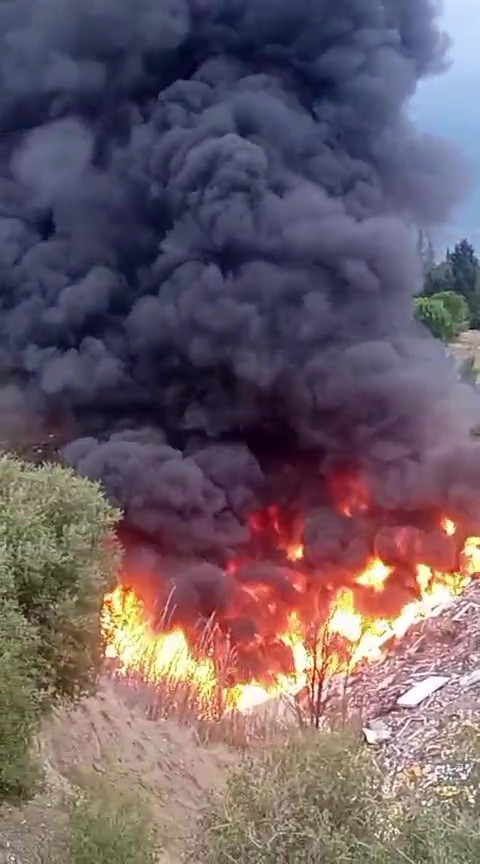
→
(101, 523, 480, 715)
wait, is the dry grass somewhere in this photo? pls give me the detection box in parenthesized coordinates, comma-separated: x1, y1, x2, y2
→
(33, 780, 158, 864)
(191, 727, 480, 864)
(107, 596, 364, 749)
(66, 782, 158, 864)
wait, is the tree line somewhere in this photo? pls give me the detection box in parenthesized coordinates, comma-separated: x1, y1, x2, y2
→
(414, 233, 480, 342)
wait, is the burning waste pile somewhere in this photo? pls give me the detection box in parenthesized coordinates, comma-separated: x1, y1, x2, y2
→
(1, 0, 480, 722)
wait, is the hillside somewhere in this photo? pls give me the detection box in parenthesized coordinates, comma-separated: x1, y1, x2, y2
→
(0, 680, 235, 863)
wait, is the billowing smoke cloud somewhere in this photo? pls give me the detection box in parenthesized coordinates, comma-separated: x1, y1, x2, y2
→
(0, 0, 478, 675)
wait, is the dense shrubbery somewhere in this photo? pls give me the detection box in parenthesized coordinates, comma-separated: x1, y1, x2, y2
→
(65, 783, 157, 864)
(194, 731, 479, 863)
(416, 237, 480, 341)
(0, 455, 119, 799)
(414, 292, 469, 341)
(35, 780, 158, 864)
(0, 605, 42, 797)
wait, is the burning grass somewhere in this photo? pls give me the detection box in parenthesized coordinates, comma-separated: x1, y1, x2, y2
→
(100, 517, 480, 729)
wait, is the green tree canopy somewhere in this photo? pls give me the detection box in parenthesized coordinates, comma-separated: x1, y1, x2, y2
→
(447, 239, 480, 300)
(423, 260, 453, 296)
(418, 237, 480, 333)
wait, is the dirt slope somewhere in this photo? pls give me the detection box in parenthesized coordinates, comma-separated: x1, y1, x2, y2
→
(0, 680, 236, 863)
(450, 329, 480, 372)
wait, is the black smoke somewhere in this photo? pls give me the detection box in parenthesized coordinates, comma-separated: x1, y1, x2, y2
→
(0, 0, 479, 668)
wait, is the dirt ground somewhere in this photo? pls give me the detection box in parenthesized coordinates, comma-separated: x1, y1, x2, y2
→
(0, 680, 236, 863)
(450, 329, 480, 370)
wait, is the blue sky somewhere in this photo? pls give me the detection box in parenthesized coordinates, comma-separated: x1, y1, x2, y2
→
(413, 0, 480, 253)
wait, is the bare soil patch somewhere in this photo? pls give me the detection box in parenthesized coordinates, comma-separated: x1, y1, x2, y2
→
(0, 680, 236, 863)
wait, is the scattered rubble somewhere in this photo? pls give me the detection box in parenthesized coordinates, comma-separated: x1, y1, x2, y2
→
(459, 668, 480, 689)
(363, 718, 392, 745)
(324, 579, 480, 791)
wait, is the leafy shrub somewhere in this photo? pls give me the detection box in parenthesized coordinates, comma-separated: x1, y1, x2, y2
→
(66, 784, 157, 864)
(0, 455, 120, 799)
(0, 604, 42, 797)
(414, 291, 469, 341)
(436, 290, 470, 330)
(0, 456, 120, 700)
(194, 732, 384, 863)
(193, 730, 479, 864)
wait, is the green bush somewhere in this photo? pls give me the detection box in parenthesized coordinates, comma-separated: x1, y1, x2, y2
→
(66, 784, 157, 864)
(193, 731, 479, 863)
(435, 290, 470, 332)
(0, 604, 42, 797)
(414, 291, 469, 341)
(0, 455, 120, 799)
(194, 732, 385, 863)
(0, 455, 120, 700)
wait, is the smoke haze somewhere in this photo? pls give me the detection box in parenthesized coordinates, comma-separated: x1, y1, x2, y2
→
(0, 0, 478, 671)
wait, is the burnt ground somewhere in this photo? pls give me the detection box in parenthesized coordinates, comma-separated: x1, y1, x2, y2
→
(0, 680, 236, 864)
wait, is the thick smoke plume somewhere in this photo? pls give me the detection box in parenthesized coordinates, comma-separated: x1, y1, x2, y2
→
(0, 0, 479, 678)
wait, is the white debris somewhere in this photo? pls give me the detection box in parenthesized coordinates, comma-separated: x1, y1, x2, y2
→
(434, 762, 473, 782)
(397, 676, 450, 708)
(459, 668, 480, 689)
(363, 719, 392, 745)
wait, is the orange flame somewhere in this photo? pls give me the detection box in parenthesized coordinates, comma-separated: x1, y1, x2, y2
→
(101, 526, 480, 715)
(442, 517, 457, 537)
